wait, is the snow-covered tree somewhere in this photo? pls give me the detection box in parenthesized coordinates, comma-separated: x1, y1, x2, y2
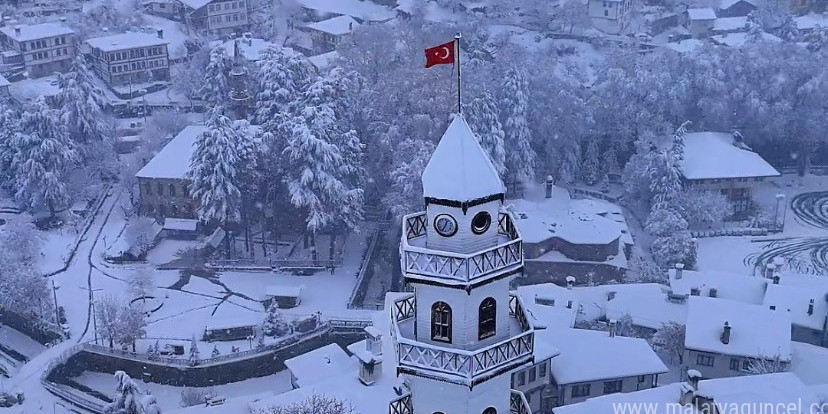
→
(95, 296, 121, 348)
(645, 203, 688, 237)
(104, 371, 145, 414)
(652, 322, 686, 363)
(465, 90, 507, 177)
(500, 67, 536, 183)
(581, 138, 601, 185)
(254, 45, 316, 127)
(745, 354, 789, 375)
(55, 56, 108, 148)
(117, 304, 147, 351)
(0, 216, 54, 327)
(202, 46, 233, 108)
(250, 394, 356, 414)
(144, 395, 162, 414)
(128, 269, 154, 302)
(170, 45, 209, 109)
(603, 145, 620, 176)
(262, 304, 289, 337)
(94, 296, 146, 349)
(188, 337, 200, 366)
(647, 149, 683, 208)
(778, 15, 799, 42)
(11, 97, 78, 218)
(651, 230, 697, 269)
(382, 139, 436, 217)
(554, 0, 589, 33)
(679, 188, 733, 228)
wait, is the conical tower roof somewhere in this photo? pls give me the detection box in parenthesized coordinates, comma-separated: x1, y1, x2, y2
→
(421, 115, 504, 203)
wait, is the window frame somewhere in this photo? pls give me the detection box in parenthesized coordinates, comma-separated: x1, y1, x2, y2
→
(696, 354, 715, 367)
(571, 384, 591, 398)
(603, 380, 623, 394)
(431, 301, 452, 343)
(478, 297, 496, 340)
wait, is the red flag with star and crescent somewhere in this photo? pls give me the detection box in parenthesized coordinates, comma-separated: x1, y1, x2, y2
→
(424, 40, 455, 68)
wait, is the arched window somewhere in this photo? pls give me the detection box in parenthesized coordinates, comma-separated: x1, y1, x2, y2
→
(431, 301, 452, 343)
(478, 297, 497, 340)
(169, 184, 176, 196)
(483, 407, 497, 414)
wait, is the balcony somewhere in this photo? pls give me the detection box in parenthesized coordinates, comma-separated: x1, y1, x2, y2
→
(510, 390, 532, 414)
(388, 393, 413, 414)
(390, 293, 534, 387)
(401, 212, 523, 284)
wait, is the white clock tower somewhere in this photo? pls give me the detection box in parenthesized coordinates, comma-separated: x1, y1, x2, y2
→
(389, 115, 535, 414)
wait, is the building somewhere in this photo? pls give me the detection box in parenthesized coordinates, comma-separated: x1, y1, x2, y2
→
(717, 0, 756, 17)
(85, 31, 170, 87)
(711, 16, 748, 34)
(176, 0, 250, 35)
(539, 326, 668, 407)
(284, 343, 353, 389)
(516, 283, 581, 331)
(0, 74, 9, 95)
(588, 0, 633, 33)
(763, 280, 828, 347)
(301, 15, 360, 53)
(677, 132, 780, 215)
(142, 0, 179, 18)
(552, 372, 820, 414)
(0, 22, 75, 78)
(683, 297, 792, 378)
(683, 8, 717, 36)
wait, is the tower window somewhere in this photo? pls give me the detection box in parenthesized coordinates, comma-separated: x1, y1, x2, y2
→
(478, 297, 496, 340)
(471, 211, 492, 235)
(431, 301, 452, 343)
(483, 408, 497, 414)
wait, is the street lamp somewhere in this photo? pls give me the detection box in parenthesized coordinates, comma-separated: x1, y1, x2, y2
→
(51, 279, 60, 328)
(775, 193, 787, 232)
(246, 335, 253, 350)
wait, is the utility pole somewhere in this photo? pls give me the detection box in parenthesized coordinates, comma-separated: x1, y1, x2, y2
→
(51, 279, 60, 328)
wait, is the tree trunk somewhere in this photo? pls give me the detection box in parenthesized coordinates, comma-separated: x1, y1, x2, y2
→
(310, 232, 317, 264)
(48, 200, 56, 220)
(225, 220, 231, 259)
(329, 229, 336, 260)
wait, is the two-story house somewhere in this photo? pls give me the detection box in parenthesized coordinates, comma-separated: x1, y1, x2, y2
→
(301, 15, 360, 54)
(0, 22, 75, 78)
(511, 334, 560, 413)
(683, 8, 718, 36)
(85, 31, 170, 87)
(684, 297, 792, 379)
(177, 0, 250, 36)
(588, 0, 633, 34)
(540, 325, 668, 407)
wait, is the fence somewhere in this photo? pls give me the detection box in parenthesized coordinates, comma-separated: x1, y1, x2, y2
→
(690, 228, 769, 238)
(41, 345, 107, 414)
(328, 318, 373, 334)
(568, 187, 621, 204)
(347, 229, 382, 310)
(779, 165, 828, 176)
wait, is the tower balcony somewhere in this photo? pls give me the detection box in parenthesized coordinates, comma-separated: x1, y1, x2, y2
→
(510, 389, 533, 414)
(390, 293, 534, 387)
(401, 212, 523, 285)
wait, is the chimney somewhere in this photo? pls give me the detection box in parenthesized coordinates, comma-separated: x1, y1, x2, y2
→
(808, 299, 814, 316)
(365, 326, 382, 356)
(59, 17, 66, 23)
(565, 276, 576, 290)
(675, 263, 684, 279)
(157, 29, 164, 39)
(772, 274, 780, 285)
(708, 288, 717, 298)
(14, 25, 20, 35)
(608, 319, 617, 337)
(566, 300, 573, 309)
(357, 326, 382, 386)
(720, 321, 731, 344)
(348, 22, 353, 31)
(687, 369, 702, 391)
(545, 175, 554, 198)
(764, 263, 775, 279)
(690, 288, 700, 296)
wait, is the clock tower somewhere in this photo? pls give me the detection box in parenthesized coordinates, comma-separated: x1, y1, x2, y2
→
(390, 115, 535, 414)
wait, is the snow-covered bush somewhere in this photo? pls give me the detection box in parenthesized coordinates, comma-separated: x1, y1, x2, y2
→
(679, 188, 733, 228)
(652, 322, 686, 363)
(180, 387, 214, 407)
(250, 394, 355, 414)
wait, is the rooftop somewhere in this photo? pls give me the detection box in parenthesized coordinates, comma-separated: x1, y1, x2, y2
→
(719, 0, 755, 9)
(763, 283, 828, 331)
(516, 283, 580, 330)
(421, 115, 505, 202)
(686, 8, 717, 20)
(264, 284, 304, 299)
(710, 32, 782, 48)
(685, 297, 792, 360)
(606, 289, 688, 330)
(284, 343, 353, 388)
(508, 195, 625, 246)
(176, 0, 212, 9)
(0, 22, 74, 42)
(712, 16, 747, 32)
(136, 125, 205, 180)
(297, 0, 396, 21)
(218, 37, 275, 61)
(679, 132, 780, 180)
(794, 13, 828, 31)
(538, 327, 667, 385)
(668, 267, 767, 305)
(304, 15, 360, 36)
(86, 32, 170, 52)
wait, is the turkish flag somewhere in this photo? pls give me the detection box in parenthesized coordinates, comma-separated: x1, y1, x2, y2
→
(424, 40, 455, 68)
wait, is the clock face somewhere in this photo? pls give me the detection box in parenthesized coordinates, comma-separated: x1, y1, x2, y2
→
(434, 214, 458, 237)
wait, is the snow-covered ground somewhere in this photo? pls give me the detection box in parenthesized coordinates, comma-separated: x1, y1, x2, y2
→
(0, 326, 46, 360)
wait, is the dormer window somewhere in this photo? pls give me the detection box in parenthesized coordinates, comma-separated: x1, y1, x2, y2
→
(431, 301, 452, 343)
(478, 297, 496, 340)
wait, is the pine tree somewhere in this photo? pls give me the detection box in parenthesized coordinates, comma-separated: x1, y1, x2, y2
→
(581, 138, 601, 185)
(603, 145, 620, 176)
(202, 46, 233, 108)
(187, 107, 245, 256)
(254, 45, 316, 127)
(262, 303, 287, 336)
(188, 337, 200, 367)
(55, 56, 107, 150)
(465, 90, 507, 177)
(104, 371, 145, 414)
(500, 67, 536, 183)
(11, 97, 78, 218)
(559, 139, 581, 185)
(0, 103, 20, 186)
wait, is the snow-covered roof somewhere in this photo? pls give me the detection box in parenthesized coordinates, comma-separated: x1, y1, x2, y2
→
(297, 0, 396, 21)
(264, 284, 303, 298)
(0, 74, 9, 88)
(794, 13, 828, 31)
(554, 373, 818, 414)
(763, 283, 828, 331)
(710, 31, 782, 47)
(791, 341, 828, 386)
(606, 290, 688, 330)
(664, 38, 704, 54)
(136, 125, 204, 180)
(679, 132, 780, 180)
(685, 297, 792, 360)
(686, 8, 717, 21)
(533, 334, 561, 362)
(668, 268, 767, 305)
(713, 16, 747, 31)
(516, 284, 580, 330)
(308, 51, 339, 69)
(572, 283, 668, 322)
(719, 0, 755, 10)
(507, 194, 628, 246)
(0, 22, 74, 42)
(284, 343, 353, 388)
(304, 15, 360, 36)
(204, 313, 261, 330)
(538, 328, 667, 385)
(421, 115, 505, 202)
(176, 0, 212, 10)
(163, 218, 198, 231)
(218, 37, 274, 61)
(86, 32, 170, 52)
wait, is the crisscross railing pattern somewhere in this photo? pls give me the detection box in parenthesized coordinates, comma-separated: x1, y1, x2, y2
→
(389, 394, 413, 414)
(401, 212, 523, 283)
(509, 293, 532, 331)
(510, 389, 532, 414)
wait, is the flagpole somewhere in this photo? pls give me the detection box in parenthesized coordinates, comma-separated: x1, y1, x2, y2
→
(455, 32, 461, 114)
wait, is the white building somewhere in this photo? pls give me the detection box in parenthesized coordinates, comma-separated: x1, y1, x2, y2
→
(684, 297, 792, 378)
(0, 22, 75, 78)
(683, 8, 717, 36)
(85, 31, 171, 87)
(284, 343, 353, 389)
(177, 0, 250, 35)
(539, 326, 668, 407)
(588, 0, 633, 34)
(302, 15, 360, 53)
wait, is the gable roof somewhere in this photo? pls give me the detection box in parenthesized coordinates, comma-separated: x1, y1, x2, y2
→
(687, 8, 717, 20)
(0, 22, 74, 42)
(713, 16, 748, 31)
(668, 268, 767, 305)
(763, 283, 828, 331)
(685, 297, 792, 360)
(516, 283, 580, 330)
(297, 0, 396, 21)
(421, 115, 505, 203)
(283, 343, 353, 388)
(136, 125, 205, 180)
(176, 0, 212, 9)
(304, 15, 360, 36)
(539, 327, 667, 384)
(719, 0, 756, 10)
(86, 32, 169, 52)
(679, 132, 780, 180)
